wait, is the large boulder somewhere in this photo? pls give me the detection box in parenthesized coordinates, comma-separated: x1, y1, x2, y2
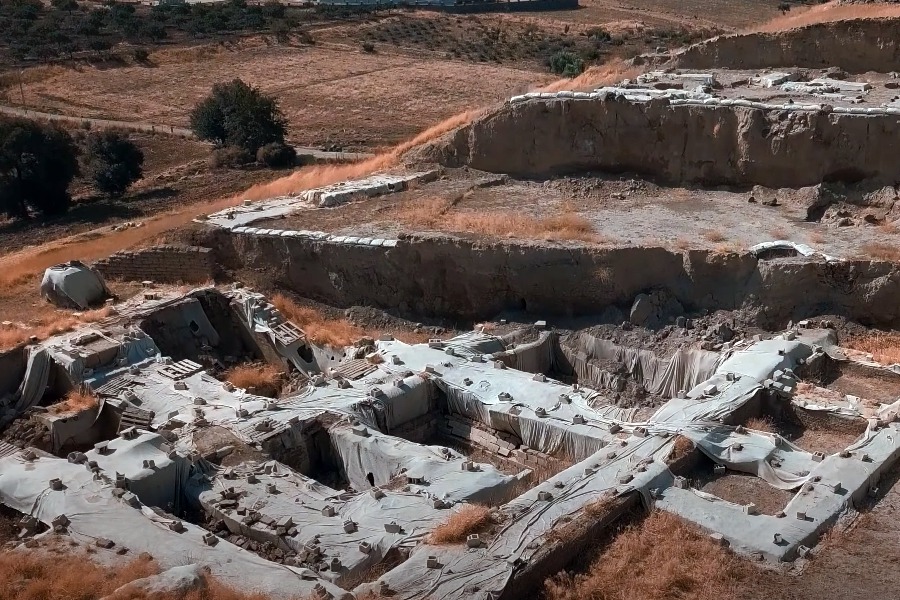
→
(40, 261, 111, 309)
(108, 564, 208, 599)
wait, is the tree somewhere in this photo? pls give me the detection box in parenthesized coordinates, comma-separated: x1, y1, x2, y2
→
(82, 131, 144, 197)
(189, 78, 287, 155)
(0, 118, 79, 219)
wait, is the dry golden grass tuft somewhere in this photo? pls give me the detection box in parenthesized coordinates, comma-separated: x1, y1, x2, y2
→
(430, 504, 493, 544)
(0, 305, 116, 351)
(860, 242, 900, 262)
(0, 549, 280, 600)
(752, 0, 900, 33)
(271, 293, 363, 347)
(702, 229, 727, 243)
(223, 363, 282, 397)
(584, 493, 616, 517)
(844, 331, 900, 365)
(745, 416, 775, 433)
(49, 390, 99, 414)
(666, 435, 695, 464)
(389, 197, 603, 243)
(769, 227, 788, 240)
(0, 551, 159, 600)
(241, 109, 482, 202)
(544, 511, 749, 600)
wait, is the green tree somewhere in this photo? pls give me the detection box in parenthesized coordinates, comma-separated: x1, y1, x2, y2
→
(0, 118, 79, 219)
(189, 78, 287, 154)
(82, 131, 144, 198)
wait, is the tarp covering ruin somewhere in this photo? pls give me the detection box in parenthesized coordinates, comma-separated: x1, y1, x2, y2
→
(40, 261, 111, 309)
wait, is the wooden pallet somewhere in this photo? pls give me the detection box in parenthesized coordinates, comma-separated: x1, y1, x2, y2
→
(158, 359, 203, 380)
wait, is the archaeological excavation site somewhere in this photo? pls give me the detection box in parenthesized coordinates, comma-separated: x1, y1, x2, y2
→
(4, 11, 900, 600)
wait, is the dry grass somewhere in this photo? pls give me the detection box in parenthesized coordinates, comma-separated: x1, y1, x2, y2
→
(745, 416, 775, 433)
(807, 231, 826, 245)
(769, 227, 788, 240)
(389, 197, 602, 243)
(752, 1, 900, 33)
(544, 511, 749, 600)
(271, 293, 363, 347)
(241, 109, 482, 202)
(844, 331, 900, 365)
(0, 551, 159, 600)
(702, 229, 727, 243)
(859, 242, 900, 262)
(666, 435, 695, 464)
(430, 504, 492, 544)
(0, 549, 277, 600)
(0, 305, 115, 351)
(223, 363, 282, 397)
(538, 58, 640, 93)
(49, 390, 98, 415)
(584, 493, 616, 518)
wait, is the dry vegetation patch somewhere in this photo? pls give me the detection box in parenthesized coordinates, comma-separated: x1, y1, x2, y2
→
(544, 511, 750, 600)
(667, 435, 696, 464)
(844, 331, 900, 365)
(0, 549, 276, 600)
(0, 305, 114, 351)
(271, 293, 363, 347)
(745, 416, 775, 433)
(390, 197, 603, 243)
(49, 390, 98, 415)
(430, 504, 493, 544)
(223, 363, 283, 397)
(860, 242, 900, 262)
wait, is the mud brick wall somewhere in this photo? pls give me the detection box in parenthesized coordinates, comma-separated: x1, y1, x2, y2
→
(93, 245, 216, 283)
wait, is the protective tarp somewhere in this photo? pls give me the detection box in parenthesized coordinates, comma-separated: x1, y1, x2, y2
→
(329, 423, 520, 504)
(491, 331, 555, 374)
(51, 327, 159, 386)
(749, 240, 840, 263)
(681, 426, 816, 489)
(0, 450, 350, 600)
(40, 261, 110, 309)
(195, 460, 468, 588)
(557, 332, 722, 398)
(375, 374, 431, 431)
(86, 432, 193, 513)
(11, 346, 51, 413)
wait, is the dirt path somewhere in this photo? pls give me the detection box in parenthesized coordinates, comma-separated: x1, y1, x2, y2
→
(0, 104, 373, 161)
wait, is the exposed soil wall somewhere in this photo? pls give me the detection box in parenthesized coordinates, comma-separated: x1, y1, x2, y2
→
(671, 18, 900, 73)
(411, 97, 900, 188)
(207, 229, 900, 329)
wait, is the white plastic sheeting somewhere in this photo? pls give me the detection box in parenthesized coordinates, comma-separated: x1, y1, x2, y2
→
(40, 261, 110, 309)
(0, 444, 350, 600)
(196, 461, 452, 588)
(329, 423, 519, 504)
(558, 332, 722, 398)
(749, 240, 840, 263)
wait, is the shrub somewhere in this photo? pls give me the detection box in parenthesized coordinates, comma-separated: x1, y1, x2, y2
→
(82, 131, 144, 197)
(190, 78, 287, 155)
(0, 117, 79, 219)
(430, 504, 492, 544)
(132, 46, 150, 62)
(361, 41, 375, 53)
(549, 50, 584, 77)
(256, 141, 296, 168)
(210, 145, 254, 169)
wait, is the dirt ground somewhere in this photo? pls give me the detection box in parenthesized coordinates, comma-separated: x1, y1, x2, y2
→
(0, 134, 281, 255)
(254, 168, 900, 260)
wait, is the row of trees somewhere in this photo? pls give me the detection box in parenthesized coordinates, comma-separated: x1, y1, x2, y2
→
(0, 0, 305, 61)
(0, 120, 143, 219)
(1, 78, 294, 221)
